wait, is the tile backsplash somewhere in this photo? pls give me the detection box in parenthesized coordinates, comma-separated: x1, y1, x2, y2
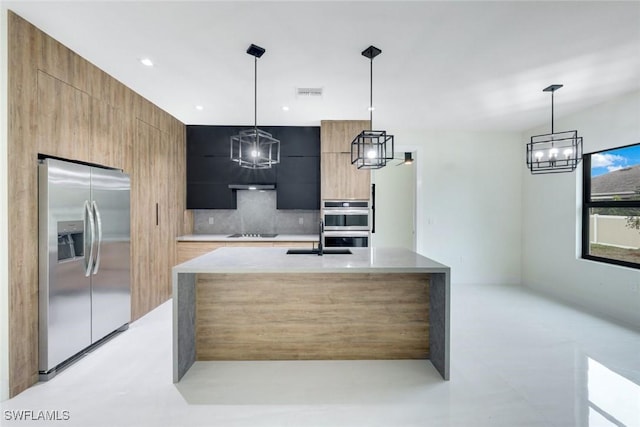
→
(193, 190, 320, 234)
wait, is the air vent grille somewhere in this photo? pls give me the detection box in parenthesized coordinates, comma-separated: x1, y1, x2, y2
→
(296, 87, 323, 97)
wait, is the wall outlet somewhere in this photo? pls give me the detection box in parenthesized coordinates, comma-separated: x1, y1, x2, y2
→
(299, 217, 304, 225)
(208, 217, 214, 225)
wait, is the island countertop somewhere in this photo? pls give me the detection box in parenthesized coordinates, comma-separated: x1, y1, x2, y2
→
(172, 247, 450, 383)
(176, 234, 317, 242)
(173, 246, 450, 274)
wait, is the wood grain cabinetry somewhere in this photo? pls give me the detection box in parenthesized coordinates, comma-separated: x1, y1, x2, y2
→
(132, 120, 186, 320)
(177, 240, 315, 263)
(177, 242, 226, 264)
(7, 12, 190, 397)
(321, 120, 370, 153)
(195, 273, 429, 360)
(320, 120, 371, 200)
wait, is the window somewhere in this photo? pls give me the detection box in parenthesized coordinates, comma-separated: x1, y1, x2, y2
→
(582, 143, 640, 268)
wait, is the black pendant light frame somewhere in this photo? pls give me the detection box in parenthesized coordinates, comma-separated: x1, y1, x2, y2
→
(230, 44, 280, 169)
(351, 45, 394, 170)
(526, 84, 582, 174)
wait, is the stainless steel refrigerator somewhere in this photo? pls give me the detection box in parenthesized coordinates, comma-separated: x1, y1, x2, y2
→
(38, 158, 131, 380)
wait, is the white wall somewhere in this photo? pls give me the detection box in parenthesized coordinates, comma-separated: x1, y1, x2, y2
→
(371, 154, 416, 251)
(522, 90, 640, 328)
(0, 3, 11, 401)
(394, 129, 522, 286)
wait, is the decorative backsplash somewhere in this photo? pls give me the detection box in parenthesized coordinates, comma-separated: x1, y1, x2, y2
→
(193, 190, 320, 234)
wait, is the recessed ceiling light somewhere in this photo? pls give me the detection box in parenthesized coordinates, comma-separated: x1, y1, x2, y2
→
(195, 105, 204, 111)
(139, 58, 154, 67)
(282, 106, 289, 111)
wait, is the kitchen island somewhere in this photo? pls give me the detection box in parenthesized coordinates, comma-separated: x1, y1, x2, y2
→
(172, 247, 450, 382)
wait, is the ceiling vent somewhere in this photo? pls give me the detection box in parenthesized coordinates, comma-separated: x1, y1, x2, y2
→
(296, 87, 323, 97)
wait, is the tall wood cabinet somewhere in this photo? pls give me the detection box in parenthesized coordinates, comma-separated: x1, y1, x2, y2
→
(320, 120, 371, 200)
(132, 120, 184, 320)
(7, 12, 190, 397)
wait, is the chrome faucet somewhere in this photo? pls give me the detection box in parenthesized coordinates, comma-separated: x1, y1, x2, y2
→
(318, 220, 324, 256)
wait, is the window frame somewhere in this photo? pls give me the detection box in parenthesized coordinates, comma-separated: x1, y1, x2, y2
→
(582, 143, 640, 269)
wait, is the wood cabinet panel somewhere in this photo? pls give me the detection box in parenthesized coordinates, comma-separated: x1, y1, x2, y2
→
(8, 11, 40, 397)
(131, 119, 158, 320)
(321, 152, 371, 200)
(36, 71, 91, 161)
(89, 96, 126, 169)
(131, 120, 180, 320)
(178, 241, 316, 263)
(320, 121, 371, 200)
(8, 11, 189, 397)
(195, 273, 429, 360)
(177, 242, 226, 264)
(320, 120, 369, 153)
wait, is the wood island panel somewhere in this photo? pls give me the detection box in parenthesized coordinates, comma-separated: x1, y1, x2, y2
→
(195, 273, 429, 360)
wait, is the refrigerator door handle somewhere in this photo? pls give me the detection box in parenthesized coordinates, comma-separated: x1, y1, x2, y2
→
(91, 200, 103, 275)
(83, 200, 95, 277)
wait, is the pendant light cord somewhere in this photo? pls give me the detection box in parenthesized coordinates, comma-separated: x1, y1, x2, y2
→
(550, 89, 554, 134)
(254, 56, 258, 132)
(369, 56, 373, 131)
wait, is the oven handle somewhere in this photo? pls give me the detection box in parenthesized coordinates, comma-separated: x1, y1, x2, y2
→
(323, 231, 370, 238)
(322, 209, 370, 215)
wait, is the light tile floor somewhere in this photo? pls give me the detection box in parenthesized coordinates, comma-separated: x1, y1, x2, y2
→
(2, 283, 639, 427)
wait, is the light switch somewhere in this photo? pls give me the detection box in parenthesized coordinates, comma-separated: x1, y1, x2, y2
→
(208, 217, 214, 225)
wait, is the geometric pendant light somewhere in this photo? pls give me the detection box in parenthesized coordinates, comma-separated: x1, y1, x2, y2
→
(526, 84, 583, 174)
(230, 44, 280, 169)
(351, 45, 394, 169)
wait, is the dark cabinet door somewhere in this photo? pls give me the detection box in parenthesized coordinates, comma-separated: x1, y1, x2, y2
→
(187, 125, 320, 209)
(276, 156, 320, 210)
(187, 126, 237, 157)
(187, 182, 236, 209)
(188, 156, 236, 183)
(271, 127, 320, 157)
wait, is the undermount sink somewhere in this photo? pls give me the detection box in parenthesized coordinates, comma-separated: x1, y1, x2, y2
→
(286, 248, 352, 255)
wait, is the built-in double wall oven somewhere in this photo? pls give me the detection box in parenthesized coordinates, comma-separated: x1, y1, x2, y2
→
(322, 200, 370, 248)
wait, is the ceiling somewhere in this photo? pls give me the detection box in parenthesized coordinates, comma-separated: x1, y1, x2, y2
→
(5, 1, 640, 132)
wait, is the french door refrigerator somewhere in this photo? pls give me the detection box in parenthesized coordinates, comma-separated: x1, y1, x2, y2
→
(39, 158, 131, 380)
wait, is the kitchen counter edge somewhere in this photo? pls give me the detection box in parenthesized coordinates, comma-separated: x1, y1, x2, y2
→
(176, 234, 318, 242)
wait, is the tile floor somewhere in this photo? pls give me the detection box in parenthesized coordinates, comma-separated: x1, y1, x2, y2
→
(2, 283, 639, 427)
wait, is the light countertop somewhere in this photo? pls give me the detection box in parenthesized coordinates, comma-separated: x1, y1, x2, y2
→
(176, 234, 318, 242)
(173, 246, 450, 274)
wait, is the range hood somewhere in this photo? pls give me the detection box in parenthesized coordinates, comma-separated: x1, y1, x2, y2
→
(228, 184, 276, 191)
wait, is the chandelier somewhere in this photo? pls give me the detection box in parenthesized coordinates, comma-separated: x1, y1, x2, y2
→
(526, 84, 582, 174)
(230, 44, 280, 169)
(351, 45, 394, 169)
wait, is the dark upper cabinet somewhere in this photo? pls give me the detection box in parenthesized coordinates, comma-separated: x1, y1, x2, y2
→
(187, 183, 236, 209)
(186, 125, 320, 210)
(187, 125, 320, 157)
(271, 127, 320, 157)
(187, 125, 234, 157)
(276, 156, 320, 210)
